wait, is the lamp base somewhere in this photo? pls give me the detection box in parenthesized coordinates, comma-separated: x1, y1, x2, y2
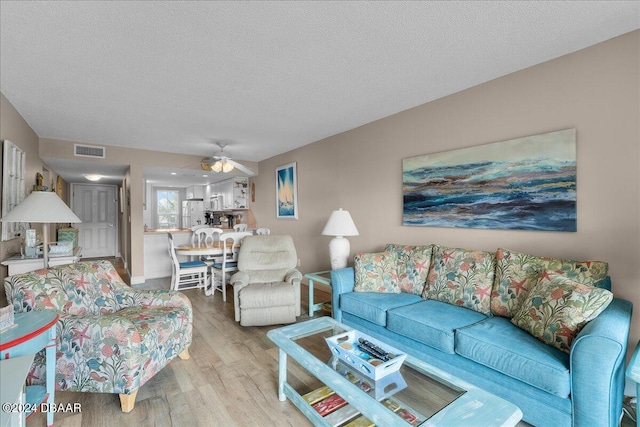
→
(329, 236, 350, 270)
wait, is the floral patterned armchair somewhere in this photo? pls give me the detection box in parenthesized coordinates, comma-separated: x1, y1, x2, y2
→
(4, 260, 192, 412)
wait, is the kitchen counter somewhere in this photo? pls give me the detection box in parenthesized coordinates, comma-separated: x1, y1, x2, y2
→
(144, 232, 192, 279)
(144, 228, 192, 234)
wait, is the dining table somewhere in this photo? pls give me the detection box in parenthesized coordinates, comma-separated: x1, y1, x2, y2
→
(174, 240, 235, 257)
(174, 240, 239, 296)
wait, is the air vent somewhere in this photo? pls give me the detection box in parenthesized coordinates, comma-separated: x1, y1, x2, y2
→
(74, 144, 106, 158)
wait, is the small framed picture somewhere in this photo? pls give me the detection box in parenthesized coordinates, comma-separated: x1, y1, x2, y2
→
(276, 162, 298, 219)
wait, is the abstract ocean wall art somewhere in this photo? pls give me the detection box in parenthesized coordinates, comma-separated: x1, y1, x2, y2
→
(276, 162, 298, 219)
(402, 129, 577, 231)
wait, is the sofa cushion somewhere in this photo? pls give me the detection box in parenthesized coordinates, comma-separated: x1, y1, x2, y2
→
(423, 246, 495, 314)
(117, 305, 191, 355)
(387, 300, 487, 354)
(340, 292, 421, 326)
(385, 243, 434, 295)
(511, 271, 613, 353)
(455, 316, 571, 397)
(491, 248, 609, 318)
(354, 251, 400, 293)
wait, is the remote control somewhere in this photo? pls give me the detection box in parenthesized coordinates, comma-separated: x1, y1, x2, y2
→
(357, 337, 395, 362)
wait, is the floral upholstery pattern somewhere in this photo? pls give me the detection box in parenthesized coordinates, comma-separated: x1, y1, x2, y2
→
(511, 271, 613, 353)
(4, 260, 192, 395)
(354, 252, 400, 293)
(385, 244, 434, 295)
(422, 246, 495, 314)
(491, 248, 609, 318)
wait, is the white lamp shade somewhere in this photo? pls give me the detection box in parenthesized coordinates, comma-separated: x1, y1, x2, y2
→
(1, 191, 81, 223)
(321, 208, 359, 237)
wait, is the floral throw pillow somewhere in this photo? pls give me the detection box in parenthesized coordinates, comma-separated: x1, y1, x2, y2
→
(491, 248, 609, 318)
(385, 244, 434, 295)
(354, 252, 400, 293)
(491, 248, 546, 317)
(511, 271, 613, 353)
(422, 246, 495, 314)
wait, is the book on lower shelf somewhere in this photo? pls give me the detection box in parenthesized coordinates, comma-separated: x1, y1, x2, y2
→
(304, 365, 425, 427)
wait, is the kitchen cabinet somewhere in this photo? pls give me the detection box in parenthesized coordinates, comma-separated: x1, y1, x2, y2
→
(185, 185, 204, 200)
(207, 178, 249, 210)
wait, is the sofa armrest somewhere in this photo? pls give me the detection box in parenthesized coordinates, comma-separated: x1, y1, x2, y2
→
(285, 268, 302, 285)
(230, 271, 249, 288)
(231, 272, 250, 322)
(570, 297, 632, 427)
(330, 267, 355, 322)
(285, 269, 302, 317)
(52, 313, 143, 394)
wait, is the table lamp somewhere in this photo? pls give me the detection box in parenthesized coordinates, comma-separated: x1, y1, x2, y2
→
(1, 191, 81, 268)
(321, 208, 359, 270)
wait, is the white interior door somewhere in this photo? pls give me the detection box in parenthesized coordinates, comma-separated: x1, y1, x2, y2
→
(72, 184, 117, 258)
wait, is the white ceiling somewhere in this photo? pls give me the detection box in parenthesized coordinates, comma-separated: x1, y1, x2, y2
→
(1, 1, 639, 185)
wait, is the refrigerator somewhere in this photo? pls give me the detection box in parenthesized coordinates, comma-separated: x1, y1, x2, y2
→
(182, 200, 205, 228)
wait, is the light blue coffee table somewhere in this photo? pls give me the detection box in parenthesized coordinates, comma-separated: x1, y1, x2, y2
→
(267, 317, 522, 426)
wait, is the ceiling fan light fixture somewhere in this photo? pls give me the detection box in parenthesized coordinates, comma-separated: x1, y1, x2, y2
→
(222, 162, 234, 173)
(211, 161, 223, 172)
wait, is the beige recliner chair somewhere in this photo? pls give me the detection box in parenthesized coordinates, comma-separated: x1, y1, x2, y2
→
(231, 235, 302, 326)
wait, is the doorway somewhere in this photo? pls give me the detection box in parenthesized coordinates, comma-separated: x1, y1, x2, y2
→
(71, 184, 118, 258)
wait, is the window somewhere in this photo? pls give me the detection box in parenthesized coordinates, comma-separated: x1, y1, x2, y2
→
(154, 188, 180, 229)
(2, 140, 26, 240)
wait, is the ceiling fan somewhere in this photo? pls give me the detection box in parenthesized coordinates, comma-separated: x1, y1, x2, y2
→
(200, 142, 255, 175)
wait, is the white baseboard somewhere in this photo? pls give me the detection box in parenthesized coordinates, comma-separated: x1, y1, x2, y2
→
(129, 275, 145, 285)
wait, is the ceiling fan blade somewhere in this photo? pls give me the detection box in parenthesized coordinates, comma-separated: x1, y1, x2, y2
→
(227, 159, 255, 176)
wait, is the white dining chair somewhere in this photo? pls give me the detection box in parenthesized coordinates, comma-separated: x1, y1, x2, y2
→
(233, 223, 248, 232)
(194, 227, 224, 266)
(189, 225, 213, 260)
(194, 227, 223, 245)
(255, 227, 270, 235)
(211, 232, 252, 301)
(168, 232, 209, 292)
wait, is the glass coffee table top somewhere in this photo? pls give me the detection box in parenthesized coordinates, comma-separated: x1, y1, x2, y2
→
(268, 317, 522, 426)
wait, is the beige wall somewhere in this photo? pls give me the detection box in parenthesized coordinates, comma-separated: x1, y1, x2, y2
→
(252, 31, 640, 356)
(0, 94, 69, 298)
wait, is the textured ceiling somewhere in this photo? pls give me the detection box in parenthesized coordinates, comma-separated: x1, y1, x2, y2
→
(1, 1, 639, 168)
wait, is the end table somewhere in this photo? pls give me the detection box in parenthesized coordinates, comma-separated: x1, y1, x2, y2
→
(304, 270, 332, 317)
(627, 339, 640, 427)
(0, 311, 58, 427)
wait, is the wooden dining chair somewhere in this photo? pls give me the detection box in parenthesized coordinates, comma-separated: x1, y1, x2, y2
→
(168, 232, 209, 292)
(211, 232, 252, 301)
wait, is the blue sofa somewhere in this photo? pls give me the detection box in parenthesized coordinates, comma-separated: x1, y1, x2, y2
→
(331, 266, 632, 427)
